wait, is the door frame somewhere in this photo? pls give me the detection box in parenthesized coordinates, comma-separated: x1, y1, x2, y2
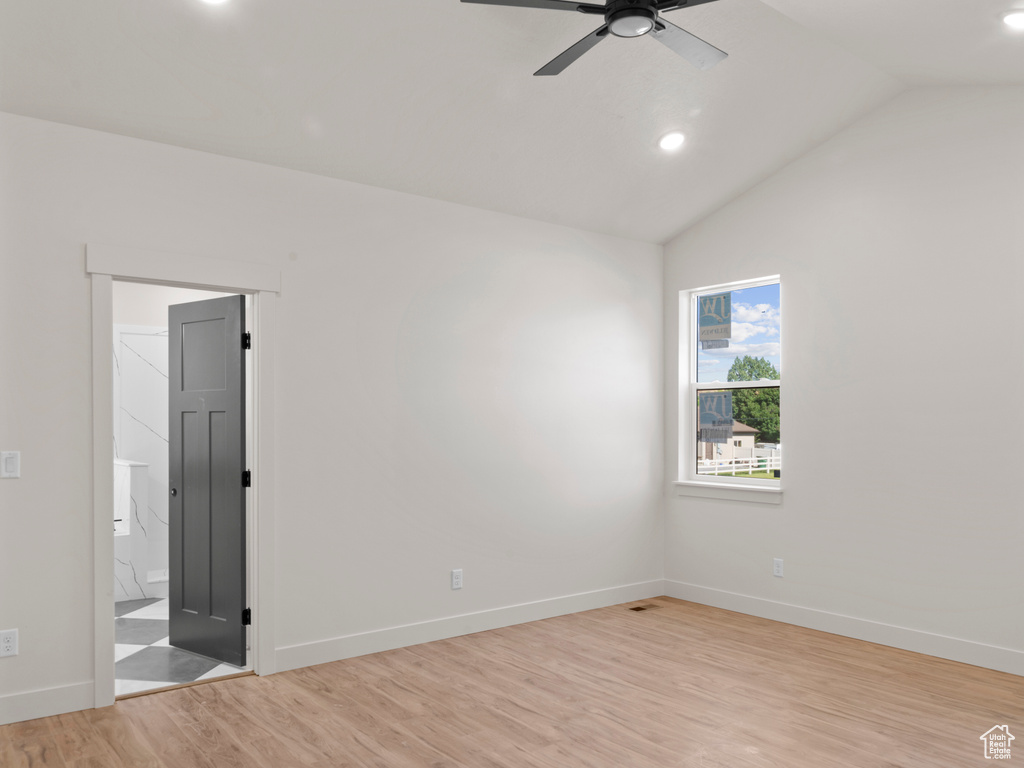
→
(88, 244, 281, 708)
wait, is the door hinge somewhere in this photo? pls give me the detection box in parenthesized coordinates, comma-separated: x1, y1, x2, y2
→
(242, 608, 251, 626)
(242, 470, 251, 487)
(243, 332, 251, 350)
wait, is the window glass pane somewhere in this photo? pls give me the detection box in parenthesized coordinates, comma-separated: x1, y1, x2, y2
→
(696, 387, 781, 478)
(697, 282, 781, 384)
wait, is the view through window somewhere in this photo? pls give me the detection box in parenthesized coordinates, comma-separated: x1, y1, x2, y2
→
(691, 278, 781, 482)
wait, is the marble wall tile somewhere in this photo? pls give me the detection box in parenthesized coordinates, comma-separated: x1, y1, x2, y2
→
(114, 325, 170, 602)
(114, 461, 131, 536)
(114, 462, 150, 601)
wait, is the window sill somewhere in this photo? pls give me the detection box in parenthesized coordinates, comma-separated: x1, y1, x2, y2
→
(674, 480, 783, 505)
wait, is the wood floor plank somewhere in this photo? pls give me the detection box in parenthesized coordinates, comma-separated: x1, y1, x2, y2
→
(2, 597, 1022, 767)
(1, 716, 62, 767)
(49, 712, 112, 765)
(54, 707, 161, 768)
(187, 677, 338, 766)
(116, 692, 217, 768)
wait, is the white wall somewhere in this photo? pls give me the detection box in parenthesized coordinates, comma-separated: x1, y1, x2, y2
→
(0, 111, 663, 722)
(663, 87, 1024, 672)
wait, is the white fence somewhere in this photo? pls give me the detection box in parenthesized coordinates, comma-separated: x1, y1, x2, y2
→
(698, 454, 782, 476)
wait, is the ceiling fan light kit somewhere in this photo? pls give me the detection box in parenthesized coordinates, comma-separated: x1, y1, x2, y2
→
(607, 5, 657, 37)
(461, 0, 728, 76)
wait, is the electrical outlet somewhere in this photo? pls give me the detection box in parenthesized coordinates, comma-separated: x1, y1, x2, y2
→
(773, 558, 784, 578)
(0, 629, 18, 657)
(451, 569, 463, 590)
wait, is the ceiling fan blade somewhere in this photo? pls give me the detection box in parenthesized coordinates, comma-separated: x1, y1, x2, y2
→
(656, 0, 722, 11)
(461, 0, 605, 14)
(534, 25, 609, 76)
(649, 18, 727, 70)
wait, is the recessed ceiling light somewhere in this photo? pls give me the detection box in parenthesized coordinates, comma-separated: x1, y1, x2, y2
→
(659, 132, 686, 152)
(199, 0, 230, 5)
(1004, 11, 1024, 29)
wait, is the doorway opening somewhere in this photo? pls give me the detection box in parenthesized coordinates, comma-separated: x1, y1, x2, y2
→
(89, 243, 280, 710)
(112, 282, 251, 696)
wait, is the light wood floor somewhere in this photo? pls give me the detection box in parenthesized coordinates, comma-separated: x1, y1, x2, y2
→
(3, 597, 1021, 767)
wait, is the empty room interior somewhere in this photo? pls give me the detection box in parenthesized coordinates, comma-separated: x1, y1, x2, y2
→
(1, 0, 1022, 765)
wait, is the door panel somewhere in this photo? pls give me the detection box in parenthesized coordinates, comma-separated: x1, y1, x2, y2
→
(181, 318, 227, 392)
(168, 295, 246, 667)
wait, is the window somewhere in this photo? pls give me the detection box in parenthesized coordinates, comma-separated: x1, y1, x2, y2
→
(680, 276, 781, 491)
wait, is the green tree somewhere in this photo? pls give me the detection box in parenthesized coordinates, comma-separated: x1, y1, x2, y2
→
(728, 356, 779, 383)
(728, 356, 780, 444)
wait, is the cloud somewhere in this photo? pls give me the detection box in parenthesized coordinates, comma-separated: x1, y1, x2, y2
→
(718, 302, 781, 349)
(731, 321, 771, 342)
(732, 302, 781, 326)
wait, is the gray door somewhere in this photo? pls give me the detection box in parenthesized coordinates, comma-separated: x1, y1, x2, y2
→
(168, 295, 247, 667)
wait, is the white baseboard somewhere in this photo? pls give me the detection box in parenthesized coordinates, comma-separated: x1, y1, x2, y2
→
(0, 682, 96, 726)
(14, 579, 1013, 726)
(276, 580, 666, 673)
(665, 580, 1024, 677)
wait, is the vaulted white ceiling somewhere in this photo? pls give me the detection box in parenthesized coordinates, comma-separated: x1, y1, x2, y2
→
(1, 0, 1020, 243)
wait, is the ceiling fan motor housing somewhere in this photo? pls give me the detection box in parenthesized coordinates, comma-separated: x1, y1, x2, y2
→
(606, 0, 658, 38)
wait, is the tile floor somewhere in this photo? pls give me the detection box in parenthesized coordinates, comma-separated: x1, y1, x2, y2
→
(115, 598, 248, 696)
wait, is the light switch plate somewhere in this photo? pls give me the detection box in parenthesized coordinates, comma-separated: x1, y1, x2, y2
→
(1, 451, 20, 479)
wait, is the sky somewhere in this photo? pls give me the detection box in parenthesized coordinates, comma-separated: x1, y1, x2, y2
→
(697, 282, 781, 383)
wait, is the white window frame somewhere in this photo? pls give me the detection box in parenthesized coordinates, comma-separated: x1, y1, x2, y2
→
(675, 275, 783, 504)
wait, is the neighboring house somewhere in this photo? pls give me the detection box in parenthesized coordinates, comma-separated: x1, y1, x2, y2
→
(699, 420, 759, 464)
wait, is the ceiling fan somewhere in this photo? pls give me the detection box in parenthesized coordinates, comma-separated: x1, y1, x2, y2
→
(461, 0, 728, 76)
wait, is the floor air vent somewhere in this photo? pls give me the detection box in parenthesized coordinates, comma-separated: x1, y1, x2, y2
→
(628, 604, 659, 612)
